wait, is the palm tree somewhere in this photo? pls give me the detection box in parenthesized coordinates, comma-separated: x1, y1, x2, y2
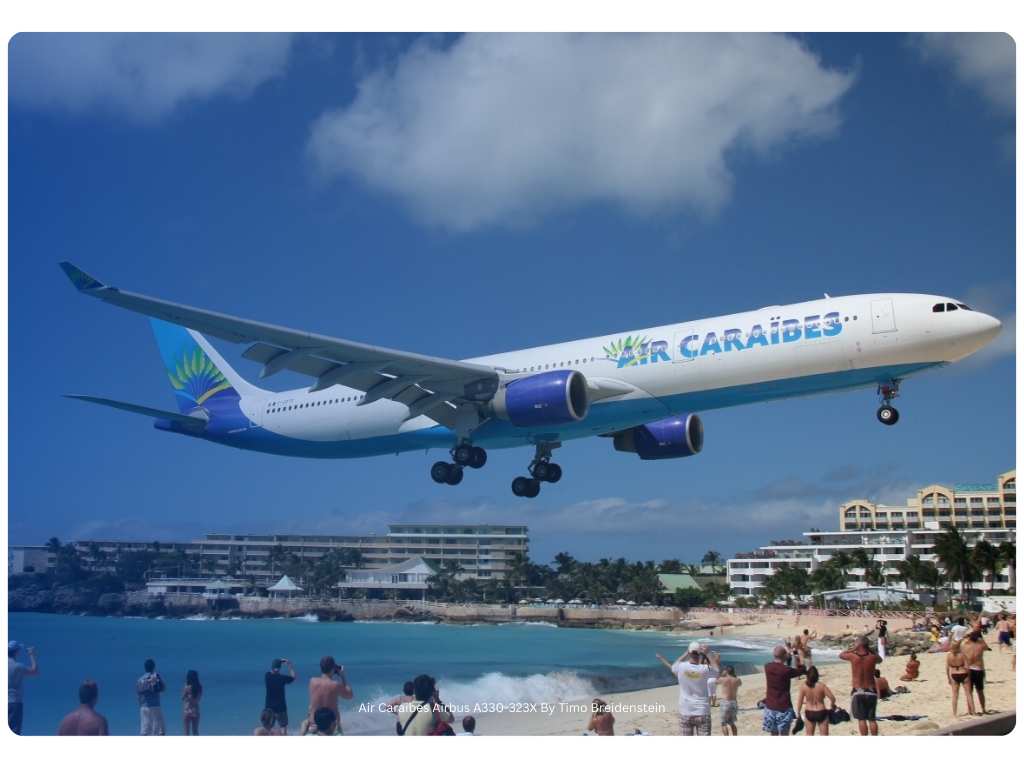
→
(702, 551, 724, 573)
(809, 563, 846, 606)
(997, 540, 1016, 586)
(933, 527, 980, 604)
(551, 552, 577, 575)
(826, 550, 855, 586)
(970, 540, 1000, 595)
(916, 561, 944, 607)
(268, 544, 286, 578)
(658, 558, 683, 574)
(863, 562, 886, 587)
(896, 555, 923, 591)
(506, 553, 532, 598)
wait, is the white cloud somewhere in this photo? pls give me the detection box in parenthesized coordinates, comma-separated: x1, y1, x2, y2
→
(910, 33, 1015, 116)
(307, 33, 856, 230)
(8, 33, 294, 122)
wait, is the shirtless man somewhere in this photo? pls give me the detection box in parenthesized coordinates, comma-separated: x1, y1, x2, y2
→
(309, 655, 354, 734)
(715, 666, 743, 735)
(962, 631, 991, 714)
(838, 636, 881, 736)
(900, 653, 920, 682)
(57, 680, 109, 736)
(995, 614, 1012, 653)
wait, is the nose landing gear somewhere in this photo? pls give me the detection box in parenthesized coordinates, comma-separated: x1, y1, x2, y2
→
(876, 378, 900, 425)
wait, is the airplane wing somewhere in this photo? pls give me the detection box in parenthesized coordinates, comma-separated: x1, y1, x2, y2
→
(59, 263, 501, 425)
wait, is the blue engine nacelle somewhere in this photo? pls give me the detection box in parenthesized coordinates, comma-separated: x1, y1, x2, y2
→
(613, 414, 704, 460)
(490, 370, 590, 428)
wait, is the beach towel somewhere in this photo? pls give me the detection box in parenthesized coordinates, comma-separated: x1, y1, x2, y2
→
(876, 714, 927, 721)
(828, 707, 851, 725)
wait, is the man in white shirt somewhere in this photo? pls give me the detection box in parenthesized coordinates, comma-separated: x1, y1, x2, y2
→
(657, 642, 721, 736)
(951, 618, 969, 644)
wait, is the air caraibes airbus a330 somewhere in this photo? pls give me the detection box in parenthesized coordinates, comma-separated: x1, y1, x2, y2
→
(60, 262, 1000, 498)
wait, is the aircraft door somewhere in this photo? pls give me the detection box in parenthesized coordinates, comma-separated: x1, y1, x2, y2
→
(870, 299, 896, 333)
(672, 329, 698, 367)
(250, 398, 266, 427)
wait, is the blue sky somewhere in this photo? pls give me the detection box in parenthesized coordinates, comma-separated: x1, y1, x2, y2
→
(6, 32, 1016, 566)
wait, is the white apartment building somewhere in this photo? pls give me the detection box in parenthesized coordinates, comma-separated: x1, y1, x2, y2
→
(72, 523, 528, 583)
(729, 470, 1016, 599)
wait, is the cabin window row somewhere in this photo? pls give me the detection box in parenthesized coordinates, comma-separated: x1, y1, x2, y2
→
(267, 396, 364, 414)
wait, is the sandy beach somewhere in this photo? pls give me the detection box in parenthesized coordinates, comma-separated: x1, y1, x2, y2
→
(479, 614, 1016, 736)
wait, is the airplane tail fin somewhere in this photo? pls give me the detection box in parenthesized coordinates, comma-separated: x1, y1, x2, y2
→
(150, 318, 266, 415)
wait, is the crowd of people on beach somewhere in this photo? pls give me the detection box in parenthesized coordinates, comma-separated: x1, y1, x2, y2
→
(633, 610, 1015, 737)
(8, 609, 1015, 736)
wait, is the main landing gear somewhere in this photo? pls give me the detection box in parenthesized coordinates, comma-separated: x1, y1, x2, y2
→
(876, 378, 900, 426)
(430, 442, 488, 486)
(511, 443, 562, 498)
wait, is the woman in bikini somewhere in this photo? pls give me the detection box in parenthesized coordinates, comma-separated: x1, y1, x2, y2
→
(181, 669, 203, 735)
(795, 666, 836, 736)
(946, 641, 974, 716)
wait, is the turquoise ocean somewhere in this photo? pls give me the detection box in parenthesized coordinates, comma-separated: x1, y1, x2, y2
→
(7, 612, 838, 736)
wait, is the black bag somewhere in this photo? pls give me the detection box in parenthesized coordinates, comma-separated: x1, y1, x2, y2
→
(829, 706, 851, 725)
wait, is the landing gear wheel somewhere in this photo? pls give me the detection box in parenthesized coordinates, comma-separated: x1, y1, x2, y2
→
(877, 406, 899, 425)
(532, 462, 551, 481)
(431, 461, 452, 484)
(453, 444, 473, 466)
(511, 476, 531, 497)
(468, 446, 488, 469)
(545, 463, 562, 483)
(523, 479, 541, 498)
(445, 466, 464, 485)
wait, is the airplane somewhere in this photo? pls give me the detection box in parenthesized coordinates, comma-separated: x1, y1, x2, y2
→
(59, 262, 1001, 498)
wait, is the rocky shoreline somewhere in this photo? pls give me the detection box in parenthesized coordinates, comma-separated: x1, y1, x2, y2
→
(6, 581, 684, 629)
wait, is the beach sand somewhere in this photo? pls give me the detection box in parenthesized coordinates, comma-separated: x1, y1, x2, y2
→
(478, 616, 1016, 737)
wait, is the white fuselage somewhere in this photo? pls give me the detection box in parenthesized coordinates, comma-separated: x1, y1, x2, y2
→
(233, 292, 999, 456)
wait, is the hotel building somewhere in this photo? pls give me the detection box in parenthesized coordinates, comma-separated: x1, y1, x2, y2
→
(66, 523, 528, 583)
(728, 469, 1016, 599)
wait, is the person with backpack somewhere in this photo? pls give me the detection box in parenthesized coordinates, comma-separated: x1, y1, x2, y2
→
(137, 659, 166, 735)
(396, 675, 455, 735)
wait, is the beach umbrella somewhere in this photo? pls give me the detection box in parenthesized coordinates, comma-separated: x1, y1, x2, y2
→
(518, 600, 529, 604)
(568, 599, 582, 604)
(616, 599, 627, 604)
(554, 599, 565, 604)
(642, 602, 652, 606)
(627, 601, 637, 606)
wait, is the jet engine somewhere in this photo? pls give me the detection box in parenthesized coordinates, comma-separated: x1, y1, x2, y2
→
(613, 413, 704, 460)
(490, 370, 590, 428)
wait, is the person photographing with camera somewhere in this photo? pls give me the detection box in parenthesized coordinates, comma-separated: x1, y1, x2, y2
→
(137, 658, 166, 735)
(309, 655, 354, 734)
(656, 642, 721, 736)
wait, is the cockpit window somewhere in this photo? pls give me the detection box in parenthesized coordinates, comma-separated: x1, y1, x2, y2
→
(956, 303, 972, 311)
(933, 303, 945, 312)
(946, 303, 958, 312)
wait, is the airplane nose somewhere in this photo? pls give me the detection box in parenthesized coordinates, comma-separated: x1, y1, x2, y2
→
(974, 311, 1002, 345)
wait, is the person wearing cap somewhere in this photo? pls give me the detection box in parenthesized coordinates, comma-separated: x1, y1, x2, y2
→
(656, 641, 721, 736)
(265, 658, 296, 733)
(8, 641, 39, 735)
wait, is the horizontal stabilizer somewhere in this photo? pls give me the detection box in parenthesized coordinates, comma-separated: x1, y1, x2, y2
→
(63, 395, 209, 429)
